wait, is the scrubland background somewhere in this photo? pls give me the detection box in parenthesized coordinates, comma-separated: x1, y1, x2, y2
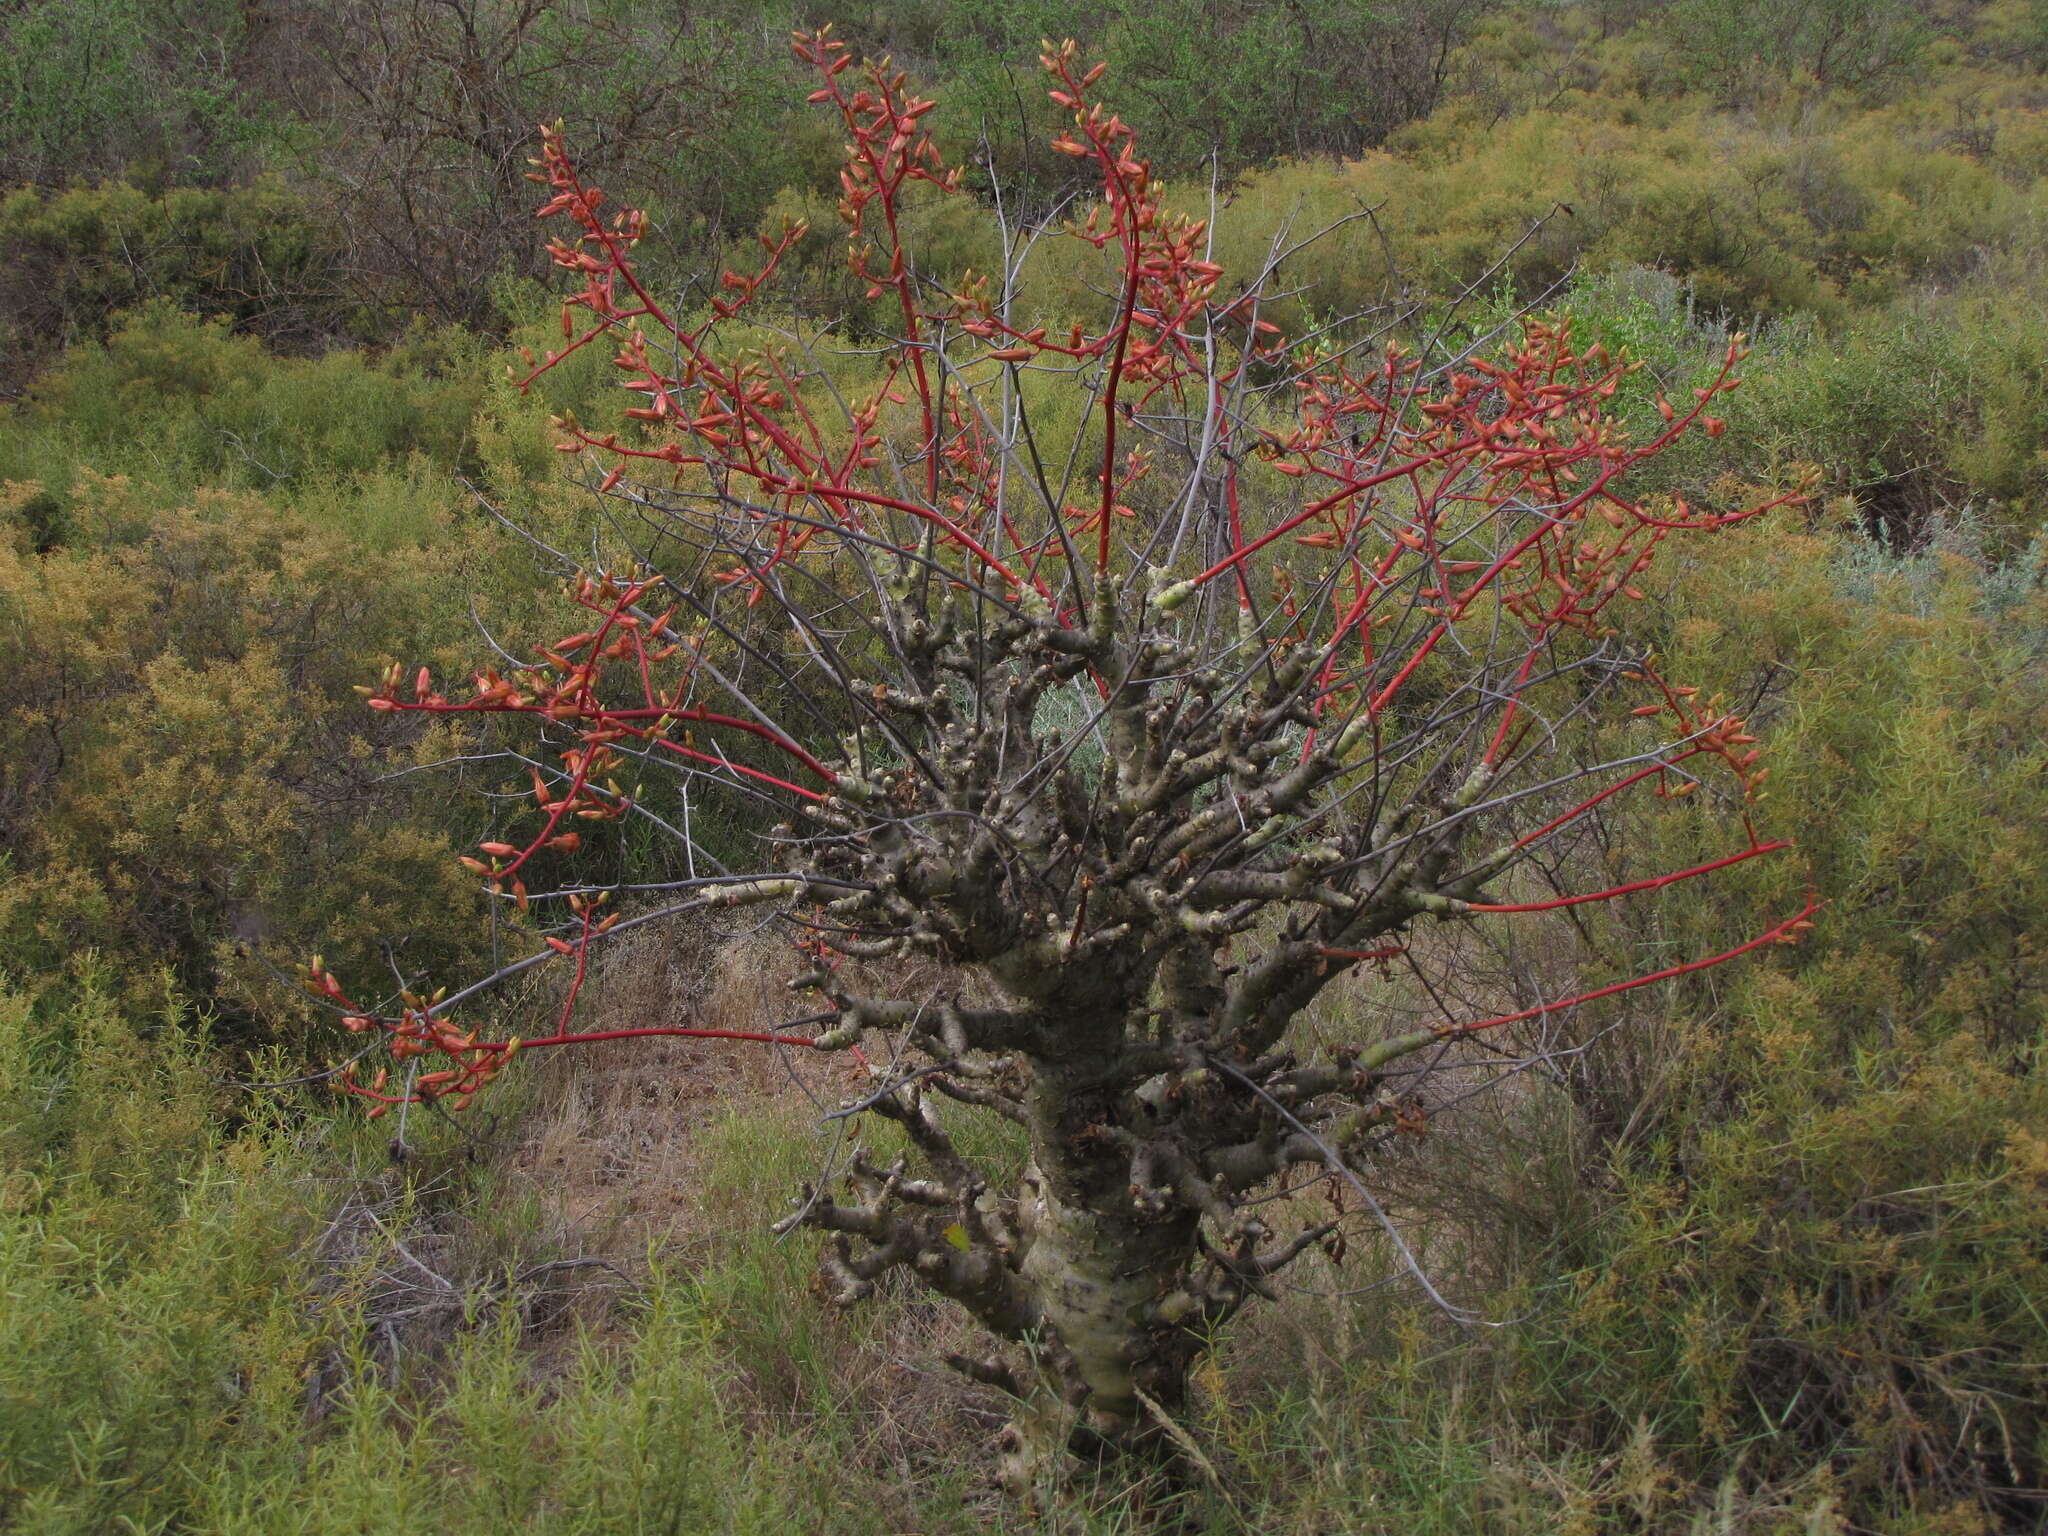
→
(2, 0, 2046, 1529)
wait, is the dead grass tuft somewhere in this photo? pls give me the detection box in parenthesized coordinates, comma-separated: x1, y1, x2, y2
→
(490, 911, 1014, 1508)
(503, 913, 849, 1252)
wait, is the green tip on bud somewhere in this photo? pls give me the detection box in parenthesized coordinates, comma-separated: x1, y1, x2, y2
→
(1153, 579, 1197, 613)
(833, 776, 877, 805)
(1453, 763, 1496, 807)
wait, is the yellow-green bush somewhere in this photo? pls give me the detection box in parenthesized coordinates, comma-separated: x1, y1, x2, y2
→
(0, 179, 352, 383)
(0, 473, 496, 1037)
(8, 303, 488, 512)
(1471, 510, 2048, 1521)
(1155, 86, 2042, 332)
(0, 968, 328, 1533)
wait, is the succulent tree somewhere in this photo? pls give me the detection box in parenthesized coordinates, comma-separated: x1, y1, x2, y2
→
(314, 33, 1813, 1486)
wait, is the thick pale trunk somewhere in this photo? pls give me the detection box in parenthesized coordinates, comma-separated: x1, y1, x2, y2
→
(1009, 1159, 1204, 1466)
(1001, 1048, 1210, 1445)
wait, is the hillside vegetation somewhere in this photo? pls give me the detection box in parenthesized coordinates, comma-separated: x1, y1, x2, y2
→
(3, 1, 2046, 1530)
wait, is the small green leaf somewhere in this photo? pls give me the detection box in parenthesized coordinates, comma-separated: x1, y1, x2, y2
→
(943, 1222, 970, 1251)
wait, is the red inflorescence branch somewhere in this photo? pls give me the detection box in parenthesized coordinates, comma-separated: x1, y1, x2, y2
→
(311, 947, 844, 1117)
(1436, 894, 1823, 1042)
(1462, 841, 1794, 914)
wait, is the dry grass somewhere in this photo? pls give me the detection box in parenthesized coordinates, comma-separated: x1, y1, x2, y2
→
(505, 914, 848, 1252)
(472, 912, 1017, 1517)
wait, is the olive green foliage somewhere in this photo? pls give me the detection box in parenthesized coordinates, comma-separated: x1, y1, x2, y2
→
(811, 0, 1479, 194)
(0, 181, 355, 389)
(0, 471, 491, 1036)
(0, 306, 524, 1039)
(0, 0, 269, 186)
(1646, 0, 1933, 99)
(1735, 266, 2048, 547)
(7, 303, 487, 505)
(1163, 66, 2044, 328)
(1477, 509, 2048, 1521)
(3, 0, 2047, 1528)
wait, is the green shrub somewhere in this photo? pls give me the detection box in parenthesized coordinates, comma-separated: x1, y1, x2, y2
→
(7, 303, 487, 507)
(0, 964, 331, 1535)
(1482, 512, 2048, 1521)
(1735, 273, 2048, 548)
(1645, 0, 1933, 101)
(0, 180, 355, 384)
(0, 476, 494, 1038)
(0, 0, 270, 187)
(0, 963, 935, 1534)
